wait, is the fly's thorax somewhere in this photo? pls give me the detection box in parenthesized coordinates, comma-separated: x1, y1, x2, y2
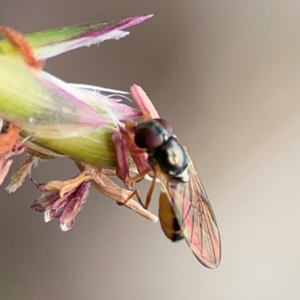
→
(148, 136, 190, 183)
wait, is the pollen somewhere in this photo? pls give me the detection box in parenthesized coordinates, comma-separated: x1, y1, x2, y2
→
(0, 26, 44, 69)
(0, 123, 20, 156)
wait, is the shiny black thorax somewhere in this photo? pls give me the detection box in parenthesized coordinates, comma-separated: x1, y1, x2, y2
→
(148, 137, 190, 183)
(135, 119, 190, 183)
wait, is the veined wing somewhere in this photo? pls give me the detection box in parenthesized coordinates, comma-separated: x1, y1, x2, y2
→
(159, 153, 221, 268)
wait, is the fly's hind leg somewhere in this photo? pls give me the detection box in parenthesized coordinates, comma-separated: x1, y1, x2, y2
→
(119, 172, 156, 209)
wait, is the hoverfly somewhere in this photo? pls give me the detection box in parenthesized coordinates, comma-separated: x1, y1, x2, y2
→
(123, 118, 221, 268)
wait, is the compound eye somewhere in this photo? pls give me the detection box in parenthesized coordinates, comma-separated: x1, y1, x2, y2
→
(134, 128, 164, 149)
(154, 118, 173, 136)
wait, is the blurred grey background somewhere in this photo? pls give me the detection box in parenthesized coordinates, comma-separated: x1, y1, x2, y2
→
(1, 0, 300, 299)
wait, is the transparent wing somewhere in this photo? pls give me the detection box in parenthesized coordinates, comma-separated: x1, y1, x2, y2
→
(159, 152, 221, 268)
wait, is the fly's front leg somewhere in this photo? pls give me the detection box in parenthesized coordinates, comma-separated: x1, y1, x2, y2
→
(112, 123, 149, 187)
(112, 122, 157, 208)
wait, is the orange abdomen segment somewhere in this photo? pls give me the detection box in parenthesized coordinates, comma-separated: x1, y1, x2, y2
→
(159, 191, 184, 242)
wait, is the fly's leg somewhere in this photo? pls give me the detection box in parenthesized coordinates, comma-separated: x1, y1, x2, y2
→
(125, 167, 151, 183)
(112, 126, 149, 186)
(119, 172, 156, 209)
(112, 121, 156, 208)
